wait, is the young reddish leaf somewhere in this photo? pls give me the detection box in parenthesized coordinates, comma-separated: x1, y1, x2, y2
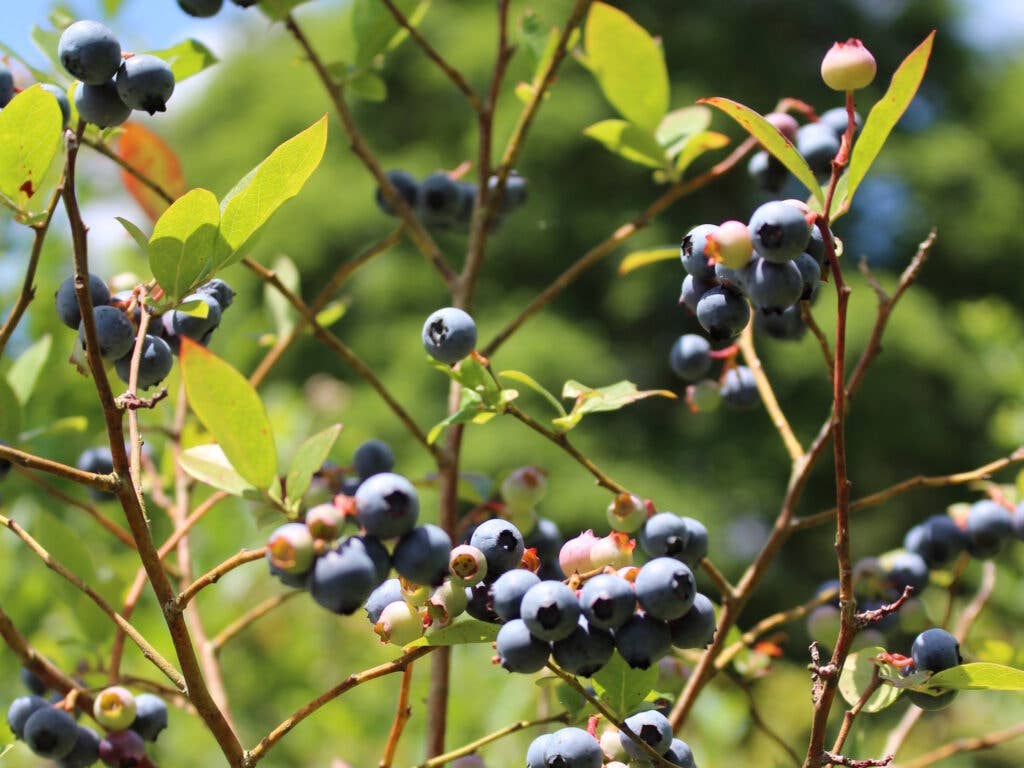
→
(118, 122, 186, 222)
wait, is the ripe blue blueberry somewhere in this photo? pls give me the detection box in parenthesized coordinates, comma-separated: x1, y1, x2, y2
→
(418, 172, 461, 225)
(129, 694, 168, 742)
(680, 274, 715, 314)
(579, 573, 635, 630)
(77, 447, 114, 475)
(74, 80, 131, 128)
(422, 307, 477, 364)
(489, 569, 541, 621)
(178, 0, 224, 17)
(639, 512, 690, 559)
(116, 54, 175, 114)
(796, 122, 841, 178)
(7, 695, 48, 739)
(170, 293, 222, 342)
(748, 201, 812, 263)
(747, 150, 787, 193)
(365, 579, 404, 624)
(487, 172, 528, 211)
(79, 305, 135, 361)
(613, 614, 672, 669)
(377, 170, 419, 215)
(755, 305, 806, 341)
(59, 21, 122, 85)
(1014, 503, 1024, 541)
(309, 544, 379, 615)
(696, 286, 750, 341)
(520, 580, 581, 641)
(619, 710, 673, 760)
(353, 439, 395, 480)
(495, 619, 550, 673)
(39, 84, 71, 126)
(196, 278, 235, 309)
(465, 582, 500, 623)
(793, 252, 822, 300)
(883, 550, 929, 593)
(664, 738, 698, 768)
(635, 557, 696, 621)
(56, 274, 110, 330)
(805, 224, 832, 267)
(454, 182, 477, 229)
(24, 706, 78, 759)
(713, 261, 749, 293)
(903, 515, 966, 568)
(668, 592, 717, 649)
(393, 524, 452, 586)
(680, 225, 718, 281)
(58, 724, 101, 768)
(0, 63, 13, 108)
(346, 535, 392, 582)
(527, 734, 553, 768)
(721, 365, 759, 410)
(355, 472, 419, 539)
(20, 667, 48, 696)
(114, 334, 173, 389)
(470, 518, 525, 577)
(551, 617, 614, 677)
(677, 517, 709, 568)
(965, 500, 1012, 559)
(543, 727, 603, 768)
(912, 628, 962, 672)
(669, 335, 712, 382)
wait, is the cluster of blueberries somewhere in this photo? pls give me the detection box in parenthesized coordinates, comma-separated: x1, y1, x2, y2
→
(55, 274, 235, 391)
(376, 170, 528, 233)
(528, 710, 696, 768)
(6, 670, 166, 767)
(746, 107, 862, 194)
(0, 62, 72, 126)
(177, 0, 258, 17)
(58, 20, 176, 128)
(808, 497, 1024, 710)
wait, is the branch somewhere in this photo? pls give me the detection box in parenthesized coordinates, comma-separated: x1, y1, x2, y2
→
(82, 136, 176, 204)
(896, 722, 1024, 768)
(823, 752, 892, 768)
(380, 663, 416, 768)
(211, 591, 303, 655)
(0, 443, 120, 492)
(173, 548, 267, 610)
(829, 667, 882, 757)
(409, 712, 571, 768)
(738, 321, 803, 462)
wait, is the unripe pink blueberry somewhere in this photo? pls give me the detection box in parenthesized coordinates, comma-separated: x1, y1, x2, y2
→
(706, 220, 753, 269)
(305, 503, 343, 541)
(559, 529, 599, 576)
(267, 523, 315, 575)
(589, 532, 636, 570)
(765, 111, 799, 141)
(820, 38, 877, 91)
(374, 600, 425, 646)
(399, 577, 432, 607)
(501, 466, 547, 510)
(93, 686, 137, 731)
(426, 580, 468, 627)
(449, 544, 488, 585)
(606, 493, 647, 533)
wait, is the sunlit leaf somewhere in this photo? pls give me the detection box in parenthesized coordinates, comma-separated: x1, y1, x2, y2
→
(406, 616, 500, 647)
(0, 378, 22, 442)
(674, 131, 730, 176)
(554, 380, 676, 431)
(6, 334, 51, 405)
(285, 424, 343, 506)
(838, 647, 901, 712)
(0, 86, 63, 213)
(149, 188, 221, 302)
(147, 39, 218, 83)
(115, 217, 150, 253)
(178, 444, 260, 498)
(499, 370, 566, 417)
(926, 662, 1024, 692)
(657, 106, 712, 152)
(583, 120, 667, 169)
(591, 652, 657, 717)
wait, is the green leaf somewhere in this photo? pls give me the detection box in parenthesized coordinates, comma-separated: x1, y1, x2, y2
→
(0, 86, 63, 213)
(178, 444, 260, 499)
(18, 416, 87, 442)
(583, 3, 668, 132)
(181, 339, 277, 489)
(427, 390, 491, 445)
(285, 424, 343, 507)
(830, 31, 936, 219)
(30, 26, 64, 78)
(348, 70, 387, 102)
(259, 0, 313, 21)
(216, 116, 328, 268)
(314, 301, 347, 329)
(0, 742, 14, 759)
(406, 617, 500, 647)
(617, 247, 678, 276)
(554, 380, 676, 431)
(499, 370, 566, 417)
(264, 256, 300, 337)
(429, 356, 501, 406)
(657, 106, 713, 152)
(926, 662, 1024, 692)
(700, 96, 824, 204)
(352, 0, 430, 66)
(838, 647, 901, 713)
(149, 188, 221, 302)
(147, 39, 218, 83)
(591, 652, 658, 717)
(6, 334, 51, 406)
(102, 0, 125, 15)
(115, 217, 150, 253)
(0, 378, 21, 442)
(583, 120, 667, 169)
(674, 131, 731, 176)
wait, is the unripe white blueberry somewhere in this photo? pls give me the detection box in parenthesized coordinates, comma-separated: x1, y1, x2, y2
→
(821, 38, 877, 91)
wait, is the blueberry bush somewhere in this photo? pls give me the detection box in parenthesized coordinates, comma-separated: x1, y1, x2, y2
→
(2, 2, 1024, 768)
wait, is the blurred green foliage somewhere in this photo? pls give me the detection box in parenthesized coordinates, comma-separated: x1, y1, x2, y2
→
(2, 1, 1024, 766)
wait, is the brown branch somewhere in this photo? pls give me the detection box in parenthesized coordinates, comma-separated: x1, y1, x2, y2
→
(738, 320, 804, 462)
(380, 663, 416, 768)
(896, 722, 1024, 768)
(211, 591, 302, 654)
(173, 548, 267, 610)
(82, 136, 176, 204)
(410, 712, 571, 768)
(823, 753, 892, 768)
(0, 443, 119, 492)
(125, 292, 153, 504)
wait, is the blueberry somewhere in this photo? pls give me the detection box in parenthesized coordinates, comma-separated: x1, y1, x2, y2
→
(59, 21, 122, 85)
(454, 182, 477, 228)
(794, 252, 822, 300)
(747, 150, 787, 193)
(495, 619, 550, 673)
(373, 600, 424, 646)
(664, 738, 698, 768)
(418, 172, 461, 225)
(231, 0, 260, 7)
(668, 592, 717, 649)
(448, 544, 488, 585)
(77, 447, 114, 475)
(501, 466, 548, 511)
(613, 614, 672, 669)
(24, 706, 78, 759)
(57, 724, 101, 768)
(619, 710, 672, 760)
(748, 201, 811, 263)
(56, 274, 110, 330)
(393, 524, 452, 586)
(355, 472, 419, 539)
(680, 274, 716, 314)
(819, 107, 863, 142)
(579, 573, 635, 630)
(543, 727, 603, 768)
(669, 335, 712, 382)
(965, 500, 1012, 559)
(266, 523, 316, 577)
(912, 628, 962, 672)
(551, 617, 614, 677)
(129, 694, 167, 742)
(347, 535, 392, 582)
(309, 545, 379, 615)
(606, 493, 646, 534)
(376, 170, 419, 215)
(74, 80, 131, 128)
(884, 550, 930, 594)
(177, 0, 224, 17)
(639, 512, 690, 559)
(0, 63, 13, 108)
(465, 582, 500, 623)
(422, 307, 477, 364)
(903, 515, 966, 568)
(527, 734, 554, 768)
(746, 258, 803, 312)
(721, 366, 759, 410)
(635, 557, 696, 621)
(520, 581, 581, 642)
(79, 306, 135, 361)
(116, 54, 174, 114)
(39, 83, 71, 126)
(713, 261, 749, 293)
(93, 686, 136, 731)
(353, 439, 395, 480)
(755, 305, 806, 341)
(680, 225, 718, 281)
(426, 580, 467, 626)
(677, 517, 709, 567)
(365, 578, 404, 624)
(490, 569, 541, 621)
(98, 729, 146, 766)
(696, 286, 750, 341)
(7, 695, 48, 739)
(805, 224, 832, 267)
(487, 173, 528, 212)
(796, 122, 841, 178)
(470, 518, 525, 577)
(196, 278, 235, 309)
(525, 518, 564, 580)
(171, 293, 222, 341)
(1014, 503, 1024, 541)
(114, 334, 173, 389)
(21, 667, 48, 695)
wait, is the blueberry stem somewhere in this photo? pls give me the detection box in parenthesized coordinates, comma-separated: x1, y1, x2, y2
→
(737, 321, 804, 462)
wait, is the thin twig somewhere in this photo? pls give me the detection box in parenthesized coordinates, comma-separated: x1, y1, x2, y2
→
(829, 667, 882, 758)
(81, 135, 176, 204)
(409, 712, 571, 768)
(211, 591, 303, 654)
(738, 321, 804, 462)
(173, 548, 267, 610)
(896, 722, 1024, 768)
(380, 663, 416, 768)
(0, 443, 119, 492)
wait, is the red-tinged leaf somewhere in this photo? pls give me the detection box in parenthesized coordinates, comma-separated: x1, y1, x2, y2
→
(118, 122, 186, 222)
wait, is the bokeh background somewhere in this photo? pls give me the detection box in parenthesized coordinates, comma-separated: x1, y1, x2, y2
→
(2, 0, 1024, 766)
